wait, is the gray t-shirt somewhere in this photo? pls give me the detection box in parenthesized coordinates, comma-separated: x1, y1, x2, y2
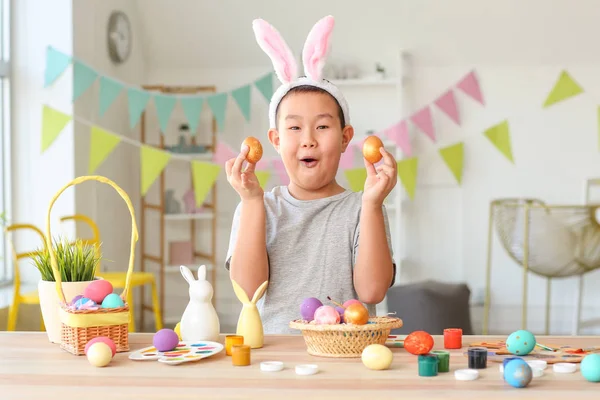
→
(225, 185, 396, 334)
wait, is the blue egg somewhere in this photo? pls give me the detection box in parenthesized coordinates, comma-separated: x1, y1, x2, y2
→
(581, 354, 600, 383)
(506, 330, 536, 356)
(503, 358, 532, 388)
(101, 293, 125, 308)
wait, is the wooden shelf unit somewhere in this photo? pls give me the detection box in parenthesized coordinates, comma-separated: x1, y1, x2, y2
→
(139, 84, 218, 330)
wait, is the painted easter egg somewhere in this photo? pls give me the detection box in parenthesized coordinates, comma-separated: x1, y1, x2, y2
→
(344, 303, 369, 325)
(153, 328, 179, 352)
(242, 136, 263, 164)
(404, 331, 434, 355)
(74, 297, 94, 309)
(506, 330, 536, 356)
(581, 353, 600, 382)
(87, 342, 113, 367)
(335, 306, 346, 323)
(101, 293, 125, 308)
(84, 279, 114, 303)
(313, 305, 340, 324)
(343, 299, 362, 308)
(362, 135, 384, 164)
(362, 344, 393, 370)
(85, 336, 116, 357)
(300, 297, 323, 321)
(503, 358, 533, 388)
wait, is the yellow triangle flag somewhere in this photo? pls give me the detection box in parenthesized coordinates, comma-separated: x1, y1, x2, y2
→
(191, 161, 221, 207)
(41, 105, 72, 152)
(255, 171, 271, 189)
(543, 70, 584, 108)
(484, 120, 514, 163)
(140, 145, 171, 195)
(439, 142, 464, 184)
(397, 157, 418, 200)
(344, 168, 367, 192)
(88, 126, 121, 174)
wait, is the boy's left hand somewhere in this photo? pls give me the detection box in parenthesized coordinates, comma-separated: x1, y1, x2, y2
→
(362, 147, 397, 207)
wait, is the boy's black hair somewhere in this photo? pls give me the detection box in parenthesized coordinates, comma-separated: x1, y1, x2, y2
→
(275, 85, 346, 129)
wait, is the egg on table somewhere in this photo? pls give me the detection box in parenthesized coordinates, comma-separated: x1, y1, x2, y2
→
(362, 344, 393, 370)
(506, 330, 536, 356)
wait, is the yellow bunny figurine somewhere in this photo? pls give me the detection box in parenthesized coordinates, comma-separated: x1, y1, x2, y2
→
(231, 279, 268, 349)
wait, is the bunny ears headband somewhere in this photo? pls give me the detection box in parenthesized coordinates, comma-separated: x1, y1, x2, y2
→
(252, 15, 350, 128)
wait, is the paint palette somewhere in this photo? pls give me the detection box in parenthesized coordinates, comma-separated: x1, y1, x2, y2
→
(128, 341, 224, 365)
(466, 340, 600, 364)
(385, 335, 405, 348)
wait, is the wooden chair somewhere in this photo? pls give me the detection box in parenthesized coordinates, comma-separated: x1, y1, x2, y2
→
(4, 224, 46, 331)
(59, 214, 163, 332)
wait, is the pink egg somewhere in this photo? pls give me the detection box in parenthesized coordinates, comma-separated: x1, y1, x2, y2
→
(313, 305, 340, 325)
(83, 280, 113, 303)
(343, 299, 362, 308)
(85, 336, 116, 357)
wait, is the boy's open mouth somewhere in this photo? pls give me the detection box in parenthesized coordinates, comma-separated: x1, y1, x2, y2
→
(300, 157, 318, 168)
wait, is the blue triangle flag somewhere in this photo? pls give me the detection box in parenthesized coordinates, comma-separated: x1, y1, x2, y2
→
(180, 97, 204, 135)
(72, 61, 98, 101)
(99, 77, 123, 116)
(231, 84, 252, 121)
(207, 92, 228, 132)
(44, 46, 72, 87)
(127, 88, 151, 128)
(254, 72, 274, 102)
(154, 94, 177, 133)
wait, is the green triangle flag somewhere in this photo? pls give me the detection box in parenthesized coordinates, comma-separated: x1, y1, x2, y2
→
(397, 157, 418, 200)
(439, 142, 464, 184)
(231, 84, 252, 121)
(255, 171, 271, 189)
(484, 120, 514, 163)
(140, 145, 171, 195)
(254, 73, 274, 102)
(44, 46, 72, 87)
(191, 161, 221, 207)
(88, 126, 121, 174)
(127, 88, 152, 128)
(99, 77, 123, 116)
(344, 168, 367, 192)
(543, 70, 584, 108)
(154, 94, 177, 133)
(180, 97, 204, 135)
(72, 61, 98, 101)
(41, 105, 72, 153)
(207, 92, 228, 132)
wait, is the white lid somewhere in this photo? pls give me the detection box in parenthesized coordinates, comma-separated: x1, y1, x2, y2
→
(295, 364, 319, 375)
(455, 369, 479, 381)
(260, 361, 284, 372)
(553, 363, 577, 373)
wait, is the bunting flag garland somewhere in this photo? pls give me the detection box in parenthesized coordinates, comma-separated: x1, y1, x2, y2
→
(73, 61, 98, 101)
(543, 70, 584, 108)
(44, 46, 71, 87)
(140, 146, 172, 195)
(255, 171, 272, 189)
(439, 142, 464, 184)
(154, 94, 177, 133)
(127, 88, 152, 129)
(383, 120, 411, 156)
(191, 161, 221, 207)
(410, 106, 436, 142)
(344, 168, 368, 192)
(41, 105, 72, 152)
(434, 90, 461, 125)
(231, 84, 252, 121)
(99, 77, 124, 116)
(456, 70, 485, 105)
(88, 126, 121, 174)
(255, 73, 275, 102)
(180, 97, 204, 134)
(206, 92, 229, 132)
(397, 157, 418, 200)
(483, 120, 514, 163)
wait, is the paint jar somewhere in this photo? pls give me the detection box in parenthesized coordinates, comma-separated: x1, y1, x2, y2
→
(431, 350, 450, 373)
(232, 344, 251, 366)
(418, 354, 439, 377)
(443, 328, 462, 349)
(225, 335, 244, 356)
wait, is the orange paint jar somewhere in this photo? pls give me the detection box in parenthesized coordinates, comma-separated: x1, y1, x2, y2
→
(225, 335, 244, 356)
(231, 344, 251, 366)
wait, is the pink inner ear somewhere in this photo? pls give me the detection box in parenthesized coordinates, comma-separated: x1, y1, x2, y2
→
(253, 19, 297, 83)
(302, 16, 335, 81)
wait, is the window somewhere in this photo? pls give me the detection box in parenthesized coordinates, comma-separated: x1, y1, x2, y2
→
(0, 0, 11, 285)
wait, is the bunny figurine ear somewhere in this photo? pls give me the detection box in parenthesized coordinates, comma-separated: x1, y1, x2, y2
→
(196, 265, 207, 281)
(252, 18, 298, 84)
(302, 15, 335, 82)
(180, 265, 195, 284)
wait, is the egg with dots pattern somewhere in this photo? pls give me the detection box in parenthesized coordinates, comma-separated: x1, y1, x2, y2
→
(506, 330, 536, 356)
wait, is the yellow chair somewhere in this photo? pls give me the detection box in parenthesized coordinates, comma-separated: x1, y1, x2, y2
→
(60, 214, 163, 332)
(4, 224, 46, 331)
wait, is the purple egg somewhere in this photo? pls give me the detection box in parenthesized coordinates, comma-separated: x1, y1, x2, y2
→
(153, 329, 179, 352)
(335, 306, 346, 323)
(300, 297, 323, 321)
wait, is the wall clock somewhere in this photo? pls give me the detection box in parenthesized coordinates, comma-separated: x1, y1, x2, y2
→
(107, 10, 132, 64)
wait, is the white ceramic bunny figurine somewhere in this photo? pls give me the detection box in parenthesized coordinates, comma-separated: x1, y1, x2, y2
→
(179, 265, 220, 342)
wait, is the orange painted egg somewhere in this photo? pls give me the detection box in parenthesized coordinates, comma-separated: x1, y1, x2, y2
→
(362, 135, 384, 164)
(404, 331, 434, 355)
(242, 136, 263, 164)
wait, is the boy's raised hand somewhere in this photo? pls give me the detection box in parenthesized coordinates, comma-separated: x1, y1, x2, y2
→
(226, 144, 264, 201)
(362, 147, 398, 207)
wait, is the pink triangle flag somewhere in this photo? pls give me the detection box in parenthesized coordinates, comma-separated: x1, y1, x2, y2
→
(339, 145, 355, 169)
(456, 70, 485, 105)
(212, 141, 237, 166)
(255, 157, 270, 171)
(272, 159, 290, 185)
(383, 120, 411, 156)
(434, 90, 461, 125)
(410, 106, 436, 142)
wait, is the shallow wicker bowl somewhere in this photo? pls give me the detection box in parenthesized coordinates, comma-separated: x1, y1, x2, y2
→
(289, 316, 403, 358)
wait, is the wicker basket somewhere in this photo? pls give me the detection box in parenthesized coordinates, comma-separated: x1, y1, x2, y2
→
(289, 316, 403, 358)
(45, 175, 138, 356)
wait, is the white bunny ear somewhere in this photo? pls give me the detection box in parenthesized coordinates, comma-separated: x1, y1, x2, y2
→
(180, 265, 195, 284)
(302, 15, 335, 81)
(196, 265, 207, 281)
(252, 18, 298, 84)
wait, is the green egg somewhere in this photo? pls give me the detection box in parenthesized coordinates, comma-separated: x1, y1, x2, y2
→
(506, 330, 536, 356)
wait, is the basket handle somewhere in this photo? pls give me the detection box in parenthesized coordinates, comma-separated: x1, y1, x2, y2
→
(45, 175, 139, 304)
